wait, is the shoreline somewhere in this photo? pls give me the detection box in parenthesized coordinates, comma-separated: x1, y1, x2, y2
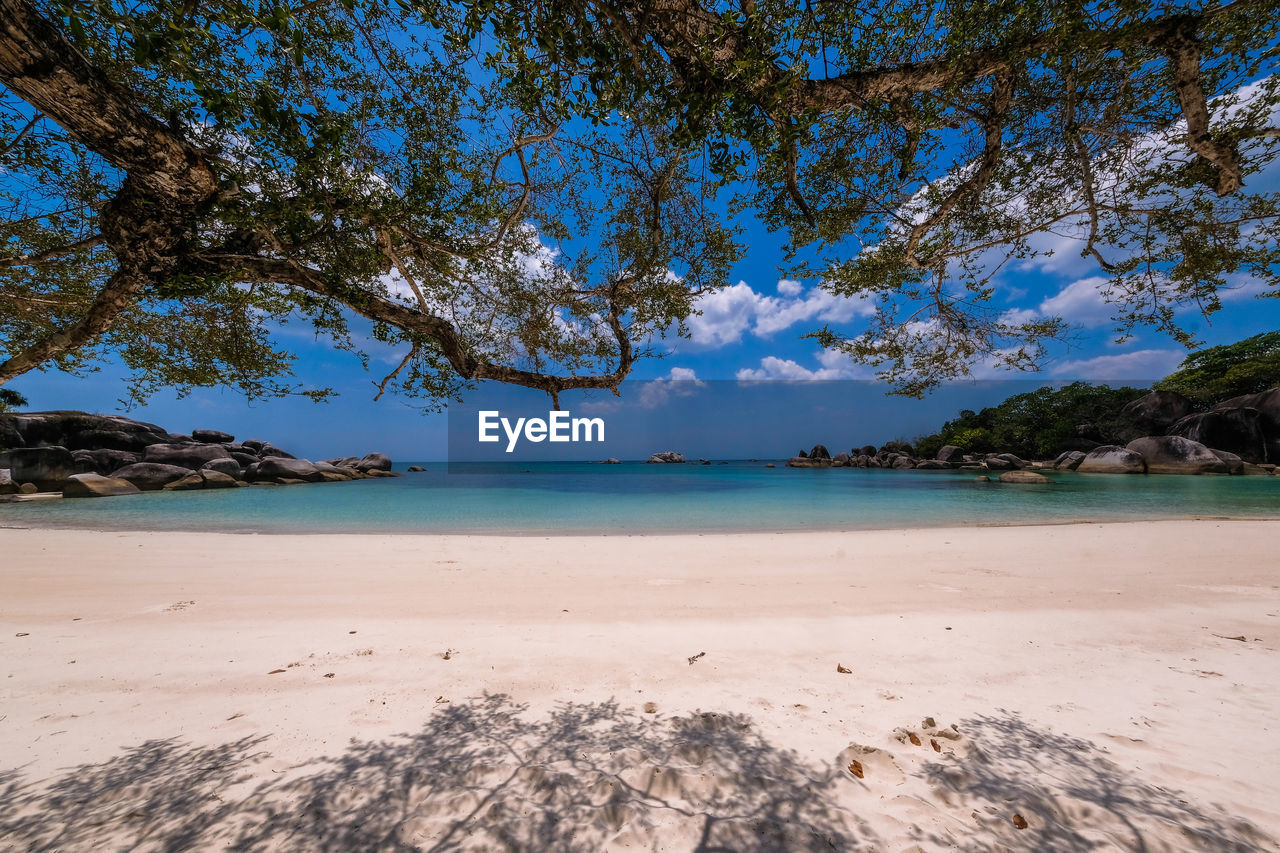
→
(4, 510, 1280, 537)
(3, 519, 1279, 849)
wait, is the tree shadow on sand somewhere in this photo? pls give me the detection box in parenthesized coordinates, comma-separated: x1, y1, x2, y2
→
(1, 695, 875, 851)
(914, 711, 1272, 851)
(1, 700, 1274, 851)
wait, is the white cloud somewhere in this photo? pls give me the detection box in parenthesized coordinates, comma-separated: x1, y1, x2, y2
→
(688, 280, 874, 348)
(687, 282, 762, 346)
(666, 366, 703, 383)
(581, 366, 707, 412)
(999, 307, 1041, 326)
(1219, 274, 1274, 303)
(735, 350, 872, 381)
(736, 357, 826, 381)
(1006, 271, 1207, 330)
(1050, 348, 1185, 380)
(1038, 276, 1118, 328)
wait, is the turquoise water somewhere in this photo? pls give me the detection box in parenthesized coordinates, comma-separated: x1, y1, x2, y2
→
(2, 461, 1279, 534)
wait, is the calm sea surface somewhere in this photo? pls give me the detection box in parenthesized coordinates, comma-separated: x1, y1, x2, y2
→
(2, 461, 1279, 534)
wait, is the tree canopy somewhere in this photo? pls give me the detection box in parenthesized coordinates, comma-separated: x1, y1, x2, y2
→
(913, 381, 1150, 459)
(1, 0, 737, 407)
(0, 387, 27, 411)
(1, 0, 1278, 404)
(469, 0, 1280, 392)
(1155, 329, 1280, 402)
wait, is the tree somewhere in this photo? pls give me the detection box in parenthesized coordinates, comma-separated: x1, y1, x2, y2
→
(467, 0, 1280, 393)
(3, 1, 1279, 405)
(914, 382, 1150, 459)
(0, 387, 26, 411)
(0, 0, 738, 408)
(1154, 330, 1280, 402)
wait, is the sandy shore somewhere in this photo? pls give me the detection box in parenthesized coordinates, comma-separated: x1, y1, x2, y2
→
(1, 520, 1278, 851)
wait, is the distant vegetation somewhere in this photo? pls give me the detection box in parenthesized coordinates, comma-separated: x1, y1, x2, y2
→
(1154, 331, 1280, 404)
(914, 331, 1280, 458)
(915, 383, 1150, 460)
(0, 388, 27, 412)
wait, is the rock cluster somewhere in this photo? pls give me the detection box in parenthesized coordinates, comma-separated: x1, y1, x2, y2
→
(783, 386, 1280, 478)
(0, 410, 398, 499)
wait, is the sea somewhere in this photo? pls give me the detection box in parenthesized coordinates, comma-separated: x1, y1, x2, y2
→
(2, 461, 1279, 534)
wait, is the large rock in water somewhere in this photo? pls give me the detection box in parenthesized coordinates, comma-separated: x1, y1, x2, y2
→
(0, 446, 75, 490)
(1126, 436, 1228, 475)
(246, 457, 324, 482)
(192, 428, 234, 443)
(1210, 449, 1246, 475)
(646, 451, 685, 464)
(1117, 391, 1195, 438)
(312, 461, 358, 479)
(0, 411, 172, 451)
(999, 470, 1052, 484)
(201, 458, 243, 477)
(1166, 409, 1268, 462)
(110, 462, 195, 490)
(200, 470, 240, 489)
(808, 444, 831, 460)
(355, 452, 392, 472)
(1077, 445, 1146, 474)
(1053, 450, 1086, 470)
(63, 473, 142, 498)
(144, 442, 232, 469)
(936, 445, 964, 463)
(787, 456, 833, 468)
(163, 472, 207, 491)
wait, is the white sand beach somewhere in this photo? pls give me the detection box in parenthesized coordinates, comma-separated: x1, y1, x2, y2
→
(2, 519, 1279, 850)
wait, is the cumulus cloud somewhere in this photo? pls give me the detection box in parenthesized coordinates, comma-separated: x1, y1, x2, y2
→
(1004, 267, 1235, 330)
(666, 366, 703, 383)
(687, 283, 761, 346)
(735, 349, 872, 381)
(1037, 276, 1119, 328)
(580, 365, 706, 413)
(1050, 348, 1186, 380)
(688, 280, 874, 347)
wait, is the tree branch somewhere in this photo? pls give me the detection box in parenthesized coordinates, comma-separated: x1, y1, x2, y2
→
(1163, 18, 1244, 195)
(902, 71, 1012, 270)
(0, 110, 41, 157)
(0, 270, 143, 383)
(0, 0, 219, 382)
(0, 234, 102, 269)
(199, 253, 636, 397)
(373, 345, 418, 401)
